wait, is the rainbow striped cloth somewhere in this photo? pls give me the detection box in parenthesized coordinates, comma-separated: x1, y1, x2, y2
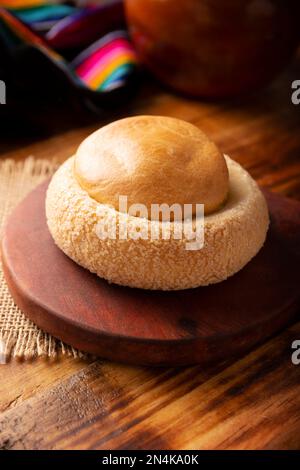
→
(0, 1, 138, 106)
(72, 31, 136, 92)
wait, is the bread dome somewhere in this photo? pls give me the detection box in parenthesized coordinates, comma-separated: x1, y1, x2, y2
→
(74, 116, 229, 219)
(46, 116, 269, 290)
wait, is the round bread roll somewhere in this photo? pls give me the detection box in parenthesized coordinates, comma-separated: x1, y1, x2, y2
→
(74, 115, 229, 219)
(46, 117, 269, 290)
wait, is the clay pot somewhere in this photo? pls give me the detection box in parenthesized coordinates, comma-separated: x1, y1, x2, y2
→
(125, 0, 300, 97)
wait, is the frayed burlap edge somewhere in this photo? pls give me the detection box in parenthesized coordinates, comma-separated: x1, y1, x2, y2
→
(0, 157, 84, 361)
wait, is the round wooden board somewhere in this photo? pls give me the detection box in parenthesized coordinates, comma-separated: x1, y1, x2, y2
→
(2, 180, 300, 366)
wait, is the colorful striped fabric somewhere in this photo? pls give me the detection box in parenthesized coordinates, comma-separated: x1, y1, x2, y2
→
(72, 31, 137, 92)
(4, 1, 79, 33)
(12, 4, 78, 32)
(0, 2, 138, 104)
(46, 2, 125, 50)
(0, 7, 63, 61)
(0, 0, 48, 7)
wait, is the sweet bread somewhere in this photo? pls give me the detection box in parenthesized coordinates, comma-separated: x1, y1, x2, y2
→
(46, 116, 269, 290)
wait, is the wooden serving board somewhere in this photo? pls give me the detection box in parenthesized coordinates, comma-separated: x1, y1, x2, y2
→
(2, 180, 300, 366)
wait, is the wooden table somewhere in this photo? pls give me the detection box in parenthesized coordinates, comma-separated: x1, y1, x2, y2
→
(1, 53, 300, 450)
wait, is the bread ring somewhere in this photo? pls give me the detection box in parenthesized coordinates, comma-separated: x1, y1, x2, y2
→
(46, 154, 269, 290)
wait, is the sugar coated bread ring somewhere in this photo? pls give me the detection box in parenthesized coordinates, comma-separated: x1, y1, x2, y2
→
(46, 116, 269, 290)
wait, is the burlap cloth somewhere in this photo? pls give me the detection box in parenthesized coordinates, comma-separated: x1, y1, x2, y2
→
(0, 157, 81, 361)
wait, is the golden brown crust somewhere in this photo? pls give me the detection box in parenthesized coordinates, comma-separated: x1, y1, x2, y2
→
(74, 116, 229, 219)
(46, 156, 269, 290)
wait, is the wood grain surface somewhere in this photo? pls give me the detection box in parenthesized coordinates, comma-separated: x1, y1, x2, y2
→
(2, 182, 300, 366)
(0, 51, 300, 449)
